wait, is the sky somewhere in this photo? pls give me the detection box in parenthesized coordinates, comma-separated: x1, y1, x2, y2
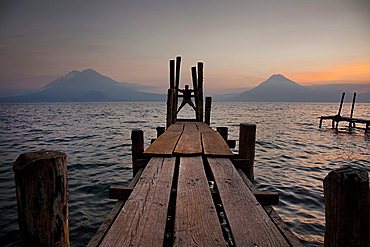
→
(0, 0, 369, 94)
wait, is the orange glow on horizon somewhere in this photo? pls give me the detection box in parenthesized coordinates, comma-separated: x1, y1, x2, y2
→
(287, 61, 370, 84)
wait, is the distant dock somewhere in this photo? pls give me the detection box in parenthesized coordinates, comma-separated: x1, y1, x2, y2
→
(319, 92, 370, 134)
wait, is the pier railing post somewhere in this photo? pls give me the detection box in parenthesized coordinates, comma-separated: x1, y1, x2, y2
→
(197, 62, 204, 122)
(324, 166, 369, 247)
(13, 151, 70, 247)
(216, 127, 228, 141)
(205, 97, 212, 125)
(239, 123, 256, 181)
(131, 129, 144, 175)
(156, 126, 165, 137)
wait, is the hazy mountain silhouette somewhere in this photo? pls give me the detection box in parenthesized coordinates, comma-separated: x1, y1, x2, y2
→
(231, 74, 370, 102)
(0, 69, 165, 102)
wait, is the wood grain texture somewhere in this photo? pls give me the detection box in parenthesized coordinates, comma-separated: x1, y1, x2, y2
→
(100, 157, 176, 247)
(174, 156, 226, 246)
(13, 151, 69, 247)
(174, 122, 202, 155)
(144, 126, 183, 156)
(208, 158, 289, 247)
(202, 130, 233, 157)
(263, 206, 303, 247)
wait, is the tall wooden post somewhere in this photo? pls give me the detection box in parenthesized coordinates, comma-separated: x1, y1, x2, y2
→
(166, 89, 173, 128)
(349, 92, 357, 129)
(197, 62, 204, 122)
(173, 56, 181, 122)
(337, 92, 345, 116)
(205, 96, 212, 125)
(13, 151, 70, 247)
(324, 167, 369, 247)
(131, 129, 144, 175)
(239, 123, 256, 181)
(169, 59, 175, 90)
(191, 66, 199, 121)
(335, 92, 345, 130)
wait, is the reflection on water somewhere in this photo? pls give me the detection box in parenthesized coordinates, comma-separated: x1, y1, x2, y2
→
(0, 102, 369, 246)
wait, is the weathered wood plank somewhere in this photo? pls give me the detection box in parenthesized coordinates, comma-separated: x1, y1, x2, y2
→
(167, 122, 184, 132)
(202, 130, 233, 157)
(144, 125, 183, 156)
(196, 122, 214, 133)
(100, 157, 176, 247)
(208, 158, 289, 246)
(174, 122, 202, 155)
(263, 206, 303, 247)
(174, 156, 225, 246)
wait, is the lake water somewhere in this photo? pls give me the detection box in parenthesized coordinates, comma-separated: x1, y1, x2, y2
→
(0, 102, 369, 246)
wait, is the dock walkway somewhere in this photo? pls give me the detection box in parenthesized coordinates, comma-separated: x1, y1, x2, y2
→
(92, 122, 302, 246)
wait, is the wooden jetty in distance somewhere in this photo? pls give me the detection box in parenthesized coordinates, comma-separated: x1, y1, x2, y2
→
(319, 92, 370, 134)
(12, 57, 369, 247)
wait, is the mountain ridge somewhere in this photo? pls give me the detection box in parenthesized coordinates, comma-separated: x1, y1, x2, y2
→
(0, 69, 165, 102)
(231, 74, 370, 102)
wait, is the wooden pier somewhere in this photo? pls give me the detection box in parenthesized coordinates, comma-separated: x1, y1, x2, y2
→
(319, 92, 370, 133)
(90, 122, 301, 247)
(87, 57, 302, 246)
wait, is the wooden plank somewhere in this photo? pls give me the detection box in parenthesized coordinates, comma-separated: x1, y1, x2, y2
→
(167, 122, 184, 132)
(88, 200, 125, 247)
(202, 130, 233, 157)
(196, 122, 214, 132)
(236, 168, 279, 205)
(100, 157, 176, 247)
(174, 122, 202, 155)
(263, 206, 303, 247)
(144, 126, 183, 156)
(174, 156, 225, 246)
(208, 158, 289, 246)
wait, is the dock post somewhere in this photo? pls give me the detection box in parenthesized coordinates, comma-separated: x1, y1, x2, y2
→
(197, 62, 204, 122)
(205, 97, 212, 125)
(13, 151, 70, 247)
(166, 89, 173, 128)
(324, 166, 369, 247)
(239, 123, 256, 181)
(131, 129, 144, 175)
(349, 92, 357, 129)
(335, 92, 345, 130)
(191, 66, 199, 121)
(216, 127, 228, 141)
(173, 56, 181, 123)
(156, 126, 165, 137)
(169, 59, 175, 90)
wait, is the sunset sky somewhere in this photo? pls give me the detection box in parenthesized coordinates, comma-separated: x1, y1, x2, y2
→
(0, 0, 369, 94)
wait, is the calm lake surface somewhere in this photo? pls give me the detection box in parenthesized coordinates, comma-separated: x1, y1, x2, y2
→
(0, 102, 369, 246)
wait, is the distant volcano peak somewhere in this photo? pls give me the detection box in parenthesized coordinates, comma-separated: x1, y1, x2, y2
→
(269, 74, 287, 79)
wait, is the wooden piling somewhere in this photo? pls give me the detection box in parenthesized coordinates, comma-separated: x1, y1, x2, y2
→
(349, 92, 357, 129)
(191, 66, 199, 121)
(173, 56, 181, 122)
(156, 126, 165, 137)
(131, 129, 144, 175)
(205, 97, 212, 125)
(216, 127, 228, 141)
(166, 89, 173, 128)
(197, 62, 204, 122)
(335, 92, 345, 130)
(324, 166, 369, 247)
(13, 151, 69, 247)
(169, 59, 175, 89)
(239, 123, 256, 181)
